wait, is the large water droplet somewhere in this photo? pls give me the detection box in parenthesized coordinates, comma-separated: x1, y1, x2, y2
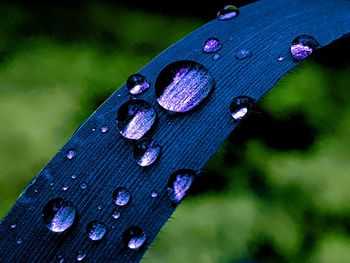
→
(217, 5, 239, 20)
(291, 35, 319, 61)
(230, 96, 255, 121)
(203, 38, 222, 53)
(123, 227, 147, 250)
(133, 139, 161, 167)
(66, 149, 76, 160)
(167, 169, 196, 203)
(155, 60, 215, 113)
(76, 250, 86, 261)
(113, 187, 131, 206)
(87, 221, 107, 241)
(116, 100, 156, 140)
(126, 74, 150, 95)
(235, 49, 252, 60)
(42, 198, 76, 233)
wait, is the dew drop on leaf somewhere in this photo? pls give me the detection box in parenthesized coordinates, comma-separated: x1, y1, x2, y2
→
(126, 74, 150, 95)
(42, 198, 76, 233)
(116, 100, 156, 140)
(235, 49, 252, 60)
(155, 60, 215, 113)
(76, 250, 86, 261)
(87, 221, 107, 241)
(217, 5, 240, 20)
(66, 149, 76, 160)
(167, 169, 196, 203)
(113, 187, 131, 206)
(230, 96, 255, 121)
(133, 138, 161, 167)
(123, 226, 147, 250)
(101, 125, 109, 133)
(291, 35, 319, 61)
(150, 190, 158, 198)
(203, 38, 222, 53)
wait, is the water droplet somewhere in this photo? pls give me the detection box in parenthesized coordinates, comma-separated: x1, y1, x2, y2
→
(277, 56, 284, 61)
(212, 54, 221, 61)
(101, 125, 109, 133)
(92, 128, 96, 132)
(57, 255, 64, 263)
(123, 227, 147, 250)
(291, 35, 319, 61)
(230, 96, 255, 121)
(150, 190, 158, 198)
(155, 60, 215, 113)
(62, 185, 69, 191)
(203, 38, 222, 53)
(42, 198, 76, 233)
(66, 149, 76, 160)
(133, 139, 161, 167)
(113, 187, 131, 206)
(34, 188, 39, 193)
(217, 5, 239, 20)
(10, 224, 16, 229)
(167, 169, 196, 203)
(71, 174, 78, 179)
(76, 250, 86, 261)
(235, 49, 252, 60)
(80, 182, 87, 190)
(50, 182, 54, 187)
(97, 205, 102, 210)
(16, 238, 23, 244)
(126, 74, 150, 95)
(87, 221, 107, 241)
(112, 210, 121, 220)
(116, 100, 156, 140)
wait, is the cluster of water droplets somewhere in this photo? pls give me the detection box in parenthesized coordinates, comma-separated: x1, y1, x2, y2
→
(33, 5, 323, 261)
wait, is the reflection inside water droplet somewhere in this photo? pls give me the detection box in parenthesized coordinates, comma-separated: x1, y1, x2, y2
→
(167, 169, 196, 203)
(42, 198, 76, 233)
(113, 187, 131, 206)
(87, 221, 107, 241)
(217, 5, 240, 20)
(76, 250, 86, 261)
(155, 60, 215, 113)
(123, 226, 147, 250)
(203, 38, 222, 53)
(126, 74, 150, 95)
(133, 139, 161, 167)
(116, 100, 156, 140)
(66, 149, 76, 160)
(230, 96, 255, 121)
(235, 49, 252, 60)
(291, 35, 319, 61)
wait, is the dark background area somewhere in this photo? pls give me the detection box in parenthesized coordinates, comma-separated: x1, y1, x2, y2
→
(1, 1, 350, 262)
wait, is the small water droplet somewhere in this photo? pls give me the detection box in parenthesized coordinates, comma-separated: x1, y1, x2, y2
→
(167, 169, 196, 203)
(133, 139, 161, 167)
(112, 210, 121, 220)
(66, 149, 76, 160)
(116, 100, 156, 140)
(76, 250, 86, 261)
(217, 5, 239, 20)
(92, 128, 96, 132)
(126, 74, 150, 95)
(155, 60, 215, 113)
(16, 238, 23, 244)
(10, 224, 16, 229)
(203, 38, 222, 53)
(291, 35, 319, 61)
(150, 190, 158, 198)
(80, 182, 87, 190)
(123, 226, 147, 250)
(113, 187, 131, 206)
(62, 185, 69, 191)
(101, 125, 109, 133)
(71, 174, 78, 179)
(235, 49, 252, 60)
(49, 182, 54, 187)
(42, 198, 77, 233)
(34, 188, 38, 193)
(97, 205, 102, 210)
(212, 54, 221, 61)
(277, 56, 284, 61)
(230, 96, 255, 121)
(87, 221, 107, 241)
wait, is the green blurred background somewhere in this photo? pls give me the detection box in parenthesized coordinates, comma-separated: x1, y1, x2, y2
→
(1, 1, 350, 262)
